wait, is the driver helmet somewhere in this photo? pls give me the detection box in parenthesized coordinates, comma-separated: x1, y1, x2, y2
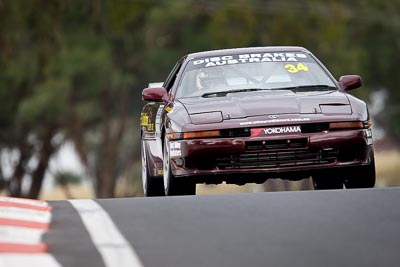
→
(196, 67, 227, 90)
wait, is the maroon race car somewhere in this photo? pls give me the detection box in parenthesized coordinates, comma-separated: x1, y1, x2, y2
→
(140, 46, 375, 196)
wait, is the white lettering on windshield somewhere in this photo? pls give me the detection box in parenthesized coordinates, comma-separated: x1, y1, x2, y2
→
(193, 53, 308, 67)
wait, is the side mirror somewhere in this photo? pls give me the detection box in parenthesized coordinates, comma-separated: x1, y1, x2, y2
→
(142, 87, 168, 102)
(339, 75, 362, 91)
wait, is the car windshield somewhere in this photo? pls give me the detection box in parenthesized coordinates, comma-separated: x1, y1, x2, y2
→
(175, 52, 337, 98)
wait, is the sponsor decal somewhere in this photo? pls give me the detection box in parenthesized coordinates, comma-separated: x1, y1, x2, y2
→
(140, 114, 149, 127)
(364, 129, 373, 145)
(268, 115, 279, 119)
(240, 118, 310, 126)
(191, 53, 309, 68)
(251, 126, 301, 136)
(170, 142, 182, 157)
(285, 63, 309, 73)
(141, 112, 154, 131)
(165, 106, 173, 113)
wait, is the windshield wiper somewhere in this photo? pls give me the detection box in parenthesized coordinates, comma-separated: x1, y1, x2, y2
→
(277, 85, 337, 92)
(202, 88, 269, 98)
(201, 85, 336, 97)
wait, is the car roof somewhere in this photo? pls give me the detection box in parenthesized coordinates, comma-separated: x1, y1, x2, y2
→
(186, 46, 310, 59)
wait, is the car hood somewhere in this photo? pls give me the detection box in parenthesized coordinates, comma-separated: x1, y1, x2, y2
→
(178, 90, 352, 120)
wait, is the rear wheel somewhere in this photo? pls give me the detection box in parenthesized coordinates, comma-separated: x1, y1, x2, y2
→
(312, 175, 343, 190)
(142, 142, 165, 197)
(163, 136, 196, 196)
(344, 152, 376, 189)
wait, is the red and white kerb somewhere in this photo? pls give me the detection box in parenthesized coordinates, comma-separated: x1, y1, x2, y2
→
(0, 197, 52, 253)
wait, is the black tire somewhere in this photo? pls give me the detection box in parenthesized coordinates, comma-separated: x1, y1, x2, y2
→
(163, 136, 196, 196)
(344, 152, 376, 189)
(312, 175, 343, 190)
(142, 142, 165, 197)
(144, 171, 165, 197)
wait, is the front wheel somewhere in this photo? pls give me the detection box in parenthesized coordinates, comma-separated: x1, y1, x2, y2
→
(163, 136, 196, 196)
(142, 142, 165, 197)
(344, 152, 376, 189)
(312, 175, 343, 190)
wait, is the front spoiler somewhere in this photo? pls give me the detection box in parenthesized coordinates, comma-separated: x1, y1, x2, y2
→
(168, 129, 374, 183)
(173, 161, 373, 184)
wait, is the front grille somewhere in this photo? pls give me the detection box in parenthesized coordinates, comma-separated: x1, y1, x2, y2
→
(246, 138, 308, 151)
(216, 149, 337, 170)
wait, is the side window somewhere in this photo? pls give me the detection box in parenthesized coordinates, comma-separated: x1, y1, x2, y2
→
(163, 58, 185, 91)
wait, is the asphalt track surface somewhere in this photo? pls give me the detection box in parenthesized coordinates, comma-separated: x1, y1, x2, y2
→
(46, 187, 400, 267)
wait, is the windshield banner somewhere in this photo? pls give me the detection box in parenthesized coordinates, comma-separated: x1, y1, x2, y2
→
(188, 52, 312, 70)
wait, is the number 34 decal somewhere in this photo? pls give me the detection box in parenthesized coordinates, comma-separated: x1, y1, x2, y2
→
(285, 63, 309, 73)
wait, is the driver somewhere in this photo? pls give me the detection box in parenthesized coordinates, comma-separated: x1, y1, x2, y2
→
(195, 67, 227, 90)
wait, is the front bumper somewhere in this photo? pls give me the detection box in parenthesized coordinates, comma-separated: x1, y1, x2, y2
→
(168, 129, 373, 183)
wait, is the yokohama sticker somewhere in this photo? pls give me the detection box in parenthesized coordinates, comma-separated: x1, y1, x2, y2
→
(251, 126, 301, 136)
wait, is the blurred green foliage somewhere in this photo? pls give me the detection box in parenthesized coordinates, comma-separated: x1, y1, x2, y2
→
(55, 171, 82, 186)
(0, 0, 399, 198)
